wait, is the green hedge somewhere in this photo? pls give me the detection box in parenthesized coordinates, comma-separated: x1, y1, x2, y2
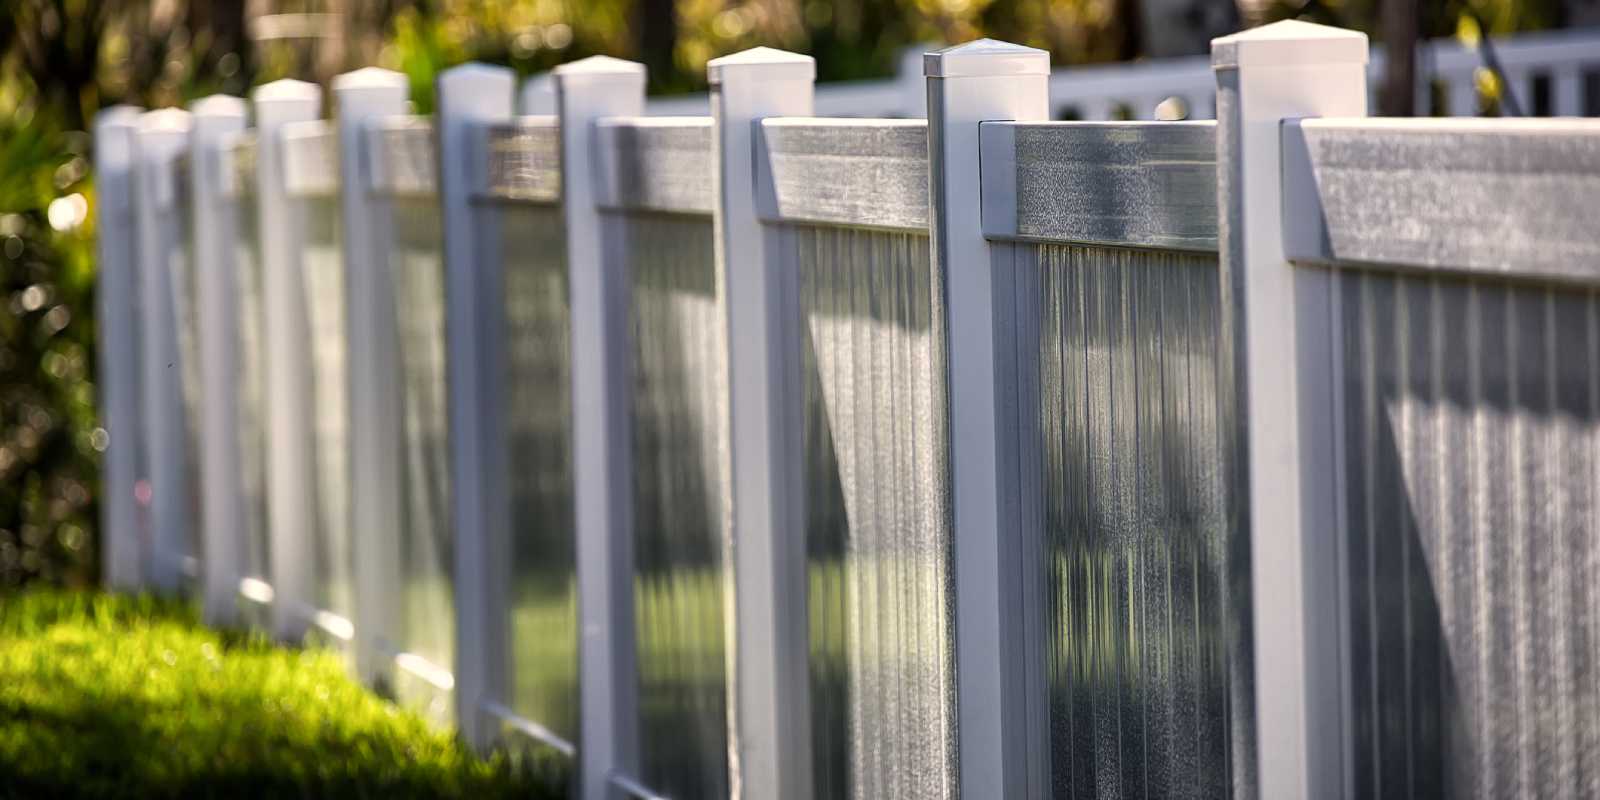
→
(0, 590, 565, 799)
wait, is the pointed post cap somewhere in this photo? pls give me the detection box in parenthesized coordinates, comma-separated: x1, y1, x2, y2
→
(439, 61, 516, 89)
(95, 104, 145, 131)
(252, 78, 321, 104)
(924, 38, 1049, 78)
(707, 47, 814, 85)
(188, 94, 247, 120)
(331, 67, 408, 96)
(1212, 20, 1367, 70)
(137, 107, 193, 134)
(554, 54, 646, 78)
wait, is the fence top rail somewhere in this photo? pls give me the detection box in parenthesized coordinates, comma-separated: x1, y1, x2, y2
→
(367, 114, 436, 198)
(282, 120, 338, 199)
(1283, 116, 1600, 285)
(478, 115, 561, 204)
(756, 116, 929, 232)
(980, 120, 1218, 253)
(595, 116, 713, 216)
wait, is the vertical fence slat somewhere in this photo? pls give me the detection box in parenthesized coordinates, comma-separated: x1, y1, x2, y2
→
(1212, 20, 1369, 799)
(554, 56, 647, 800)
(251, 80, 322, 639)
(709, 47, 816, 800)
(95, 105, 146, 591)
(437, 62, 516, 751)
(924, 39, 1050, 799)
(133, 108, 195, 593)
(332, 68, 411, 685)
(189, 95, 248, 625)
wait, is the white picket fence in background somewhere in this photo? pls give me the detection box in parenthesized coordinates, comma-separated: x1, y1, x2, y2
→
(635, 26, 1600, 119)
(95, 21, 1600, 800)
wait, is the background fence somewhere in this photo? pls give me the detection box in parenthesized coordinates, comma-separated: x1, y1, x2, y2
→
(94, 20, 1600, 800)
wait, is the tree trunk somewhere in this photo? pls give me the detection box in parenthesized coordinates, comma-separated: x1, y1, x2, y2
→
(1380, 0, 1418, 115)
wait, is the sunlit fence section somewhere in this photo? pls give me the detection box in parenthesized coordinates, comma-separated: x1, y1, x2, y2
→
(95, 20, 1600, 800)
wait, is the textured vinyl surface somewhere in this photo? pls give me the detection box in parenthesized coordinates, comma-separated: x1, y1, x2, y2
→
(621, 212, 730, 798)
(1338, 268, 1600, 798)
(387, 199, 455, 690)
(499, 204, 579, 743)
(234, 187, 270, 583)
(1009, 243, 1249, 799)
(793, 224, 955, 800)
(302, 197, 353, 621)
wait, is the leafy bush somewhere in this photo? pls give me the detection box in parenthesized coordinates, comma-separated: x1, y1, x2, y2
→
(0, 590, 566, 799)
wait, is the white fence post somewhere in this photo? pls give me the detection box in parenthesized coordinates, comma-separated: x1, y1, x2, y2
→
(188, 94, 248, 625)
(436, 62, 516, 751)
(707, 47, 815, 800)
(1212, 20, 1368, 800)
(520, 72, 557, 115)
(553, 55, 646, 800)
(94, 105, 145, 592)
(133, 107, 194, 594)
(332, 67, 410, 687)
(924, 39, 1049, 799)
(251, 80, 322, 640)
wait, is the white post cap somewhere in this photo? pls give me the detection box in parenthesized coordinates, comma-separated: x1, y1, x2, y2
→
(923, 38, 1049, 78)
(438, 61, 516, 97)
(137, 107, 194, 135)
(332, 67, 409, 94)
(252, 78, 321, 106)
(188, 94, 247, 121)
(707, 46, 814, 85)
(1212, 19, 1368, 70)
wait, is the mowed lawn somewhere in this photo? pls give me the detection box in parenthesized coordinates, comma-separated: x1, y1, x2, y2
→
(0, 590, 563, 800)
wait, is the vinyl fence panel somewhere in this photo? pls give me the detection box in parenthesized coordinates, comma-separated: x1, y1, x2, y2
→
(596, 116, 729, 798)
(1279, 115, 1600, 797)
(217, 133, 275, 625)
(980, 120, 1252, 798)
(280, 120, 357, 647)
(365, 114, 457, 724)
(473, 117, 580, 759)
(754, 116, 956, 800)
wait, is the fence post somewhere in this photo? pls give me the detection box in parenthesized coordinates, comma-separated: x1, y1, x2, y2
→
(1211, 20, 1368, 799)
(332, 67, 410, 687)
(520, 72, 557, 115)
(133, 108, 194, 594)
(553, 55, 646, 800)
(188, 94, 248, 625)
(436, 62, 516, 752)
(251, 80, 322, 640)
(94, 105, 145, 592)
(707, 47, 815, 800)
(925, 39, 1050, 798)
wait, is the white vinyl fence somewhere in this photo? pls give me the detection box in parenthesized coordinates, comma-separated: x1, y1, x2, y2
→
(95, 20, 1600, 800)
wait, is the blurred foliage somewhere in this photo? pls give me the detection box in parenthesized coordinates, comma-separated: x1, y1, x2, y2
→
(0, 0, 1577, 589)
(0, 589, 566, 798)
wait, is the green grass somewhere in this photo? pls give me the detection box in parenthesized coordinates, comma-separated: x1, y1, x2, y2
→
(0, 589, 564, 800)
